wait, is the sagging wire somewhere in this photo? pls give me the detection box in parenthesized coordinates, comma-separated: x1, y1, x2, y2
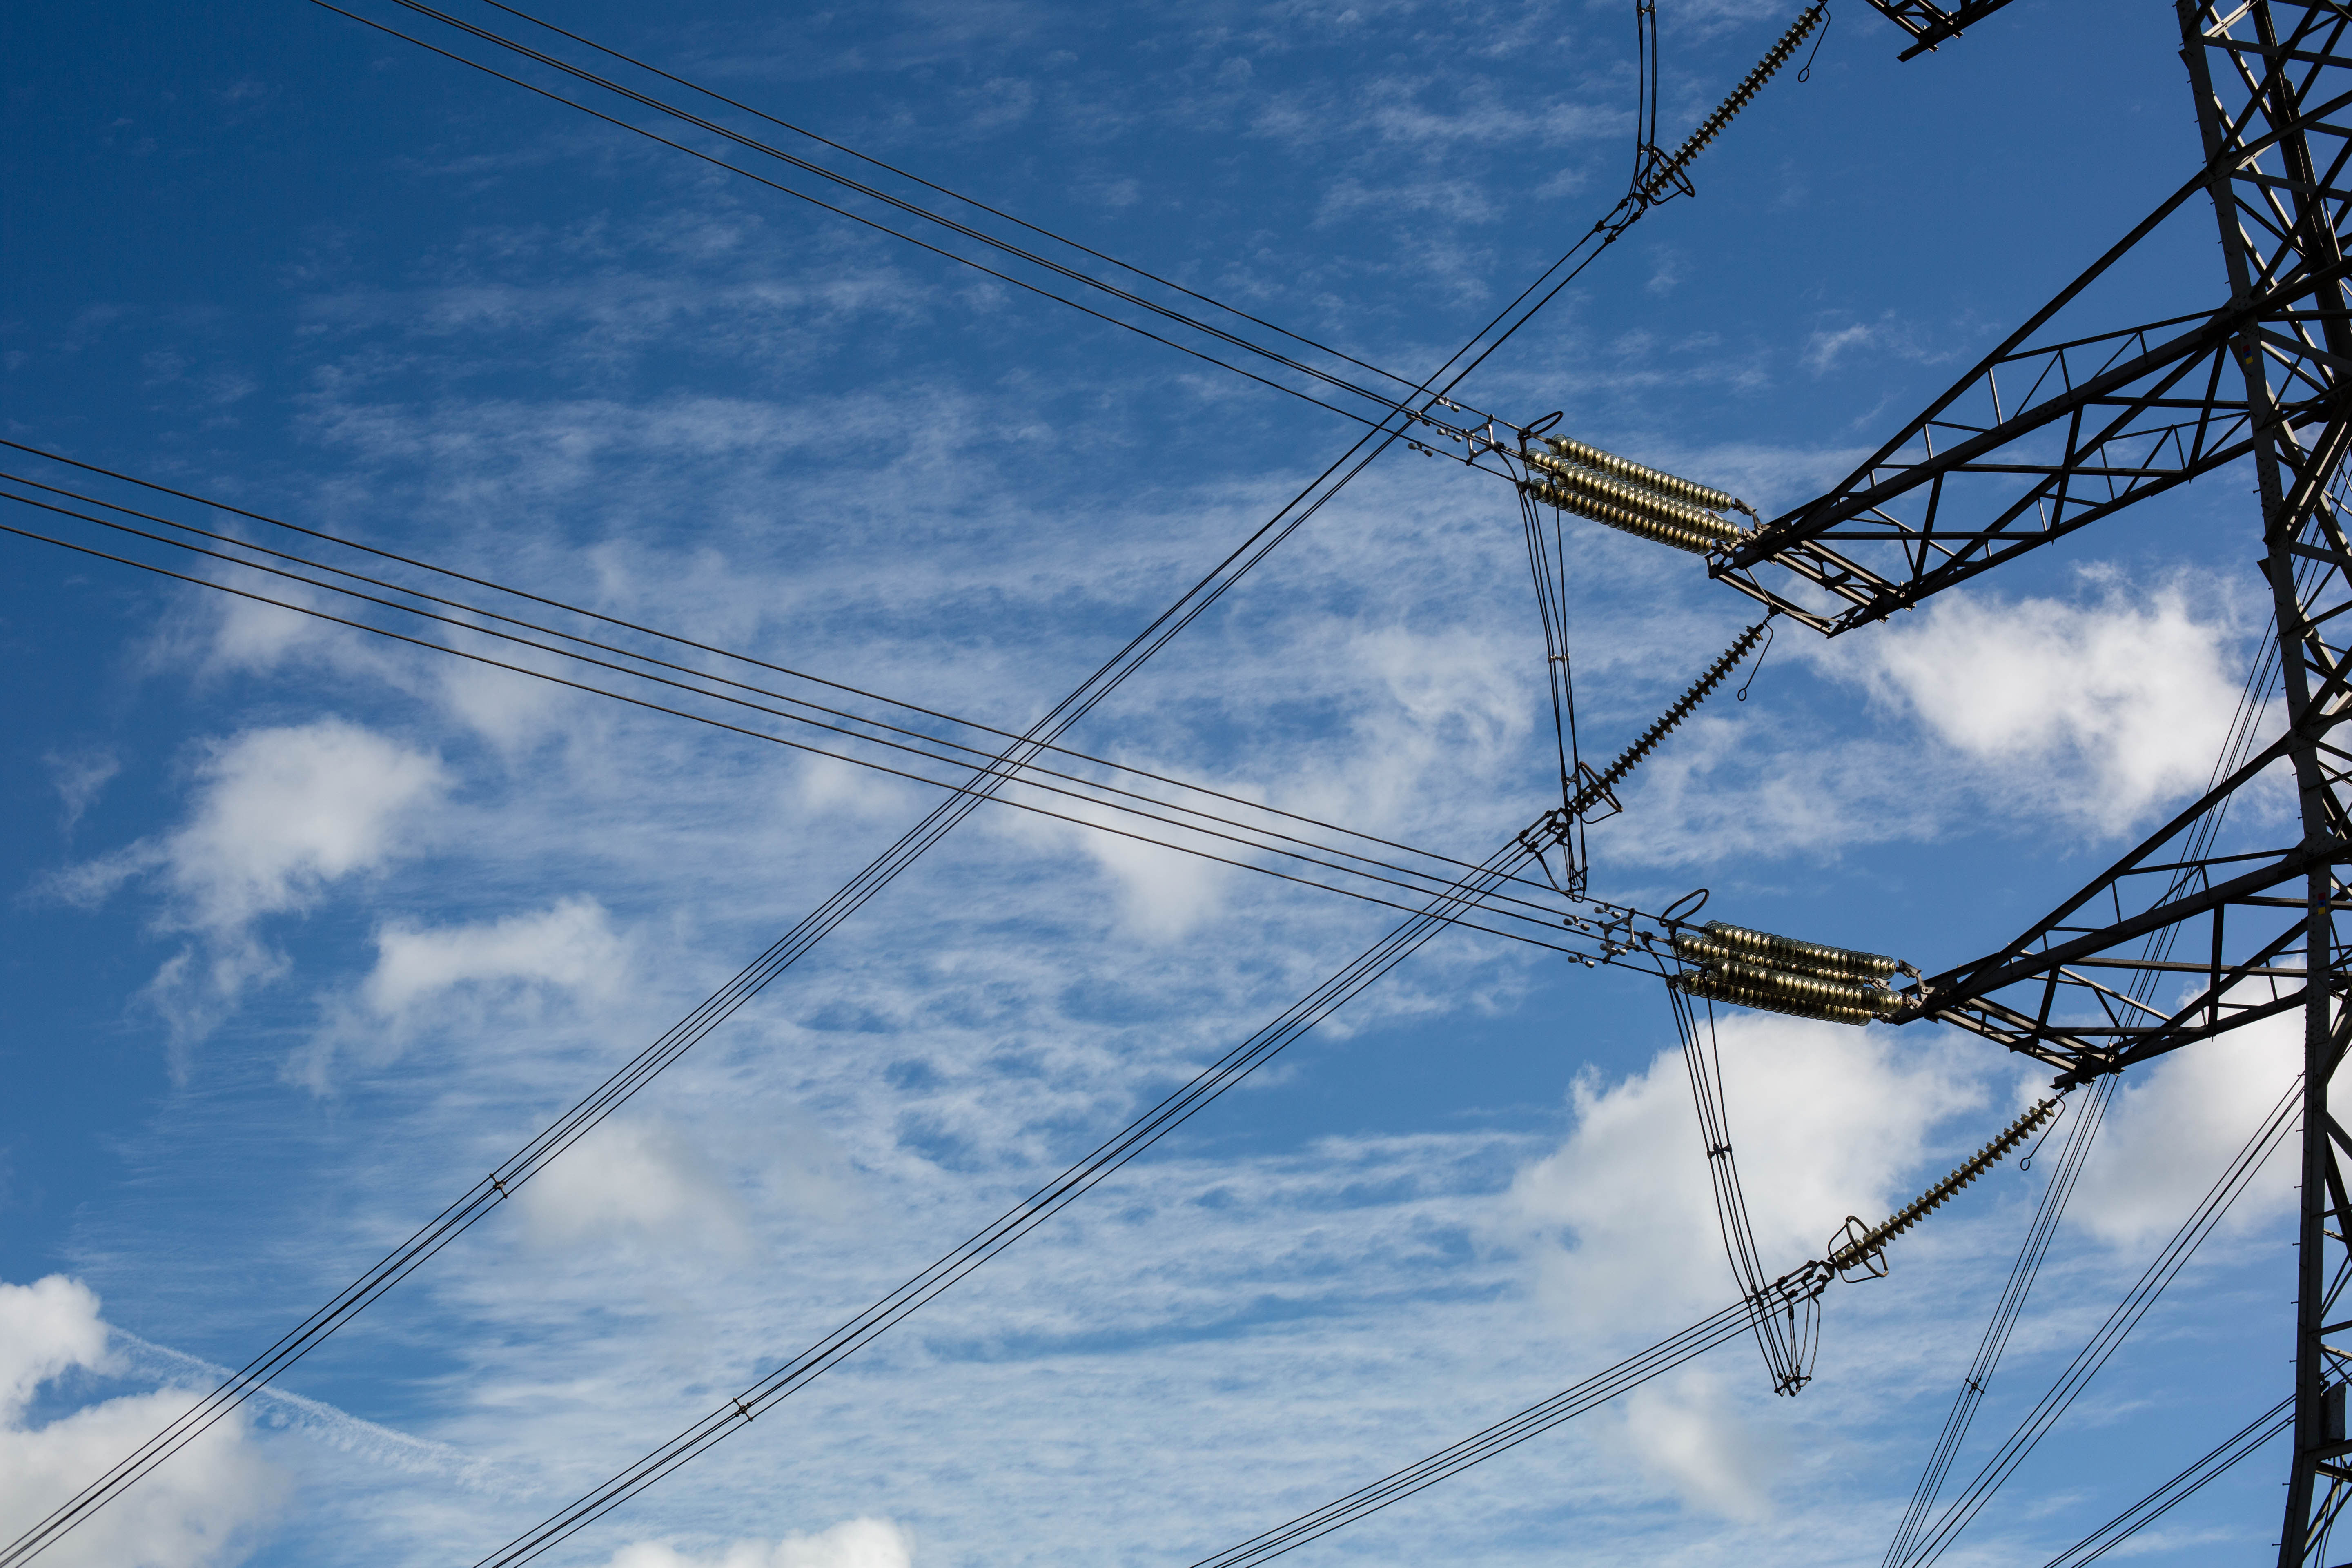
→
(1879, 596, 2286, 1568)
(1735, 618, 1775, 700)
(2016, 1091, 2066, 1173)
(1797, 7, 1832, 82)
(1630, 0, 1664, 197)
(2035, 1392, 2292, 1568)
(1668, 981, 1819, 1394)
(1893, 1076, 2303, 1568)
(1543, 620, 1768, 865)
(1517, 451, 1587, 894)
(1190, 1094, 2068, 1568)
(1619, 2, 1827, 225)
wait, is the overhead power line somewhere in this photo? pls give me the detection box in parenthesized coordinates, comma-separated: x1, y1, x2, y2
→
(1, 439, 1561, 902)
(307, 0, 1508, 448)
(1189, 1085, 2082, 1568)
(1186, 1298, 1764, 1568)
(1179, 1078, 2288, 1568)
(464, 826, 1612, 1568)
(1895, 1076, 2302, 1568)
(2037, 1393, 2294, 1568)
(0, 474, 1580, 949)
(1880, 612, 2285, 1568)
(0, 5, 1827, 1555)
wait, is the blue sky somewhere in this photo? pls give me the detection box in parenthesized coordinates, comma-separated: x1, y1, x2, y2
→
(0, 2, 2303, 1566)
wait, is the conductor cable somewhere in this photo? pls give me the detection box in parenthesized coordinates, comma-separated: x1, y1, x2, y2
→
(0, 440, 1557, 904)
(465, 825, 1641, 1568)
(0, 508, 1581, 950)
(1, 9, 1823, 1552)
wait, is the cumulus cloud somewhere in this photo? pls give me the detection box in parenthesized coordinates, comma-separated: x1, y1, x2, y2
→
(1509, 1014, 1989, 1336)
(0, 1276, 282, 1568)
(2068, 1011, 2300, 1249)
(1619, 1369, 1786, 1520)
(515, 1117, 751, 1256)
(600, 1517, 913, 1568)
(361, 895, 628, 1018)
(296, 896, 631, 1085)
(1615, 577, 2257, 869)
(1842, 581, 2247, 832)
(45, 718, 446, 1042)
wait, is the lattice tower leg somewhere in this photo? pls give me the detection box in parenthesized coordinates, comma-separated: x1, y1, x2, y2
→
(2180, 5, 2352, 1560)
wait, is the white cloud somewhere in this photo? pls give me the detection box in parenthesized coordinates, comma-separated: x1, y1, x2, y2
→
(1609, 577, 2258, 870)
(1509, 1013, 1989, 1338)
(1619, 1369, 1787, 1521)
(42, 747, 119, 833)
(2069, 1012, 2300, 1249)
(0, 1276, 282, 1568)
(514, 1117, 751, 1257)
(361, 896, 628, 1018)
(294, 896, 632, 1085)
(1841, 581, 2248, 833)
(600, 1517, 913, 1568)
(44, 719, 446, 1041)
(1802, 312, 1935, 374)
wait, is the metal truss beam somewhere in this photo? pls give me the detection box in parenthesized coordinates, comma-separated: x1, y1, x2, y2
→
(1711, 51, 2352, 636)
(1679, 4, 2352, 1548)
(2179, 6, 2352, 1558)
(1781, 6, 2352, 1555)
(1859, 0, 2024, 59)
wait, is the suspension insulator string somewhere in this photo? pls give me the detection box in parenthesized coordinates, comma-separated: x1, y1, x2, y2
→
(1826, 1098, 2062, 1280)
(1637, 2, 1827, 205)
(1564, 619, 1769, 817)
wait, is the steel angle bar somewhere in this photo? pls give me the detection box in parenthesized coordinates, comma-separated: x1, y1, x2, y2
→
(1704, 40, 2352, 633)
(1858, 0, 2023, 60)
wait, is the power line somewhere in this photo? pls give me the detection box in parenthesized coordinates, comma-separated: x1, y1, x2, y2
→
(0, 5, 1829, 1553)
(468, 826, 1621, 1568)
(307, 0, 1510, 447)
(0, 436, 1539, 894)
(1880, 597, 2290, 1566)
(0, 480, 1581, 945)
(1178, 1075, 2285, 1568)
(1185, 1300, 1764, 1568)
(1896, 1076, 2303, 1568)
(2038, 1394, 2293, 1568)
(463, 0, 1463, 413)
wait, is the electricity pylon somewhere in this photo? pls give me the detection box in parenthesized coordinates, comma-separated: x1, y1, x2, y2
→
(1704, 4, 2352, 1556)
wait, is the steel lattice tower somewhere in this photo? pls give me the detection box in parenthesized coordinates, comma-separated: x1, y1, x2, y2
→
(1716, 3, 2352, 1556)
